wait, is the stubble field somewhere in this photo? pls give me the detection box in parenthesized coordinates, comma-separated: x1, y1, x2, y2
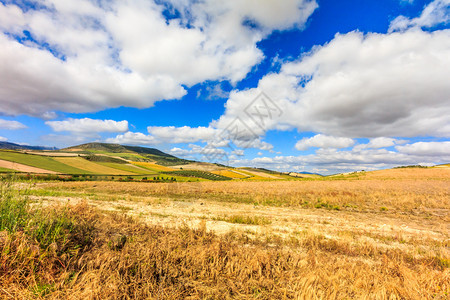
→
(1, 167, 449, 299)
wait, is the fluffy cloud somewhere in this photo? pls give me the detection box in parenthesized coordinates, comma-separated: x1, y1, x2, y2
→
(234, 141, 450, 174)
(395, 141, 450, 156)
(295, 134, 354, 151)
(219, 28, 450, 138)
(0, 0, 317, 116)
(0, 136, 7, 141)
(46, 118, 128, 134)
(147, 126, 217, 144)
(106, 123, 273, 153)
(354, 137, 407, 150)
(0, 119, 27, 130)
(105, 132, 157, 145)
(390, 0, 450, 32)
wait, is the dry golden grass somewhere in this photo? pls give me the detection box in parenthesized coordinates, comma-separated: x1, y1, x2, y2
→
(359, 167, 450, 180)
(3, 167, 448, 299)
(42, 167, 450, 216)
(1, 202, 448, 299)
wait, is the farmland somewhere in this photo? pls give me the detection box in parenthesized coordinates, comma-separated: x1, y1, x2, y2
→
(53, 157, 135, 175)
(0, 145, 290, 182)
(0, 151, 89, 174)
(0, 166, 448, 298)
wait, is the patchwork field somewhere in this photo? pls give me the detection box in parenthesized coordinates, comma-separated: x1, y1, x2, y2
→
(0, 159, 59, 174)
(132, 161, 175, 172)
(211, 169, 250, 179)
(1, 167, 447, 298)
(97, 162, 158, 175)
(0, 151, 88, 174)
(53, 157, 135, 175)
(0, 147, 292, 182)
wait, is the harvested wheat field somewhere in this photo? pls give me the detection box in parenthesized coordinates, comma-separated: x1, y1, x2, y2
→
(0, 159, 59, 174)
(1, 167, 449, 299)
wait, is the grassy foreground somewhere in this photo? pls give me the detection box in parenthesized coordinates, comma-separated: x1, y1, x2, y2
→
(1, 172, 449, 299)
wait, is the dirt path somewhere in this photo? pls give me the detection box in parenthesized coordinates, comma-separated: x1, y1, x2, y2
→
(0, 159, 58, 174)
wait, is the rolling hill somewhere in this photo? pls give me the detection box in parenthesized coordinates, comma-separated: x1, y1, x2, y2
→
(64, 143, 191, 166)
(1, 142, 446, 182)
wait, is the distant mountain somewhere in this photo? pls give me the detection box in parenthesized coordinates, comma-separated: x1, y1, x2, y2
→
(298, 171, 322, 175)
(0, 141, 58, 151)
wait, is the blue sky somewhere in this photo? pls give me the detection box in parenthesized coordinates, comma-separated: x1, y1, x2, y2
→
(0, 0, 449, 174)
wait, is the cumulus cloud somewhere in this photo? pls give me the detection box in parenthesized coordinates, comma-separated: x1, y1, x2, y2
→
(234, 141, 450, 174)
(0, 136, 7, 141)
(389, 0, 450, 32)
(353, 137, 408, 150)
(106, 122, 273, 154)
(219, 28, 450, 139)
(0, 119, 27, 130)
(0, 0, 317, 116)
(295, 134, 354, 151)
(395, 141, 450, 156)
(46, 118, 128, 134)
(147, 126, 217, 144)
(105, 132, 157, 145)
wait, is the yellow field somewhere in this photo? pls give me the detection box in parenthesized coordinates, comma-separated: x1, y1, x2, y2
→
(237, 168, 283, 179)
(211, 169, 249, 179)
(54, 157, 135, 175)
(132, 161, 175, 172)
(3, 167, 449, 299)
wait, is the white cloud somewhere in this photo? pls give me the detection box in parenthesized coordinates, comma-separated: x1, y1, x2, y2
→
(147, 126, 217, 144)
(219, 28, 450, 139)
(0, 0, 317, 116)
(0, 119, 27, 130)
(46, 118, 128, 134)
(0, 136, 7, 141)
(106, 122, 273, 154)
(354, 137, 404, 150)
(168, 147, 192, 157)
(234, 141, 450, 174)
(42, 133, 94, 146)
(390, 0, 450, 32)
(232, 149, 245, 156)
(396, 141, 450, 156)
(295, 134, 354, 150)
(105, 131, 157, 145)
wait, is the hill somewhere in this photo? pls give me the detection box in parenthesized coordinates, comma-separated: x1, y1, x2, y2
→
(64, 143, 173, 157)
(64, 143, 190, 166)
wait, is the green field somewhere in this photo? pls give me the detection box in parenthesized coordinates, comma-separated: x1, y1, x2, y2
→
(0, 167, 14, 172)
(98, 163, 158, 175)
(0, 151, 90, 174)
(54, 157, 137, 175)
(86, 151, 149, 162)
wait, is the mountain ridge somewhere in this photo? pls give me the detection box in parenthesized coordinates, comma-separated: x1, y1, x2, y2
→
(0, 141, 58, 151)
